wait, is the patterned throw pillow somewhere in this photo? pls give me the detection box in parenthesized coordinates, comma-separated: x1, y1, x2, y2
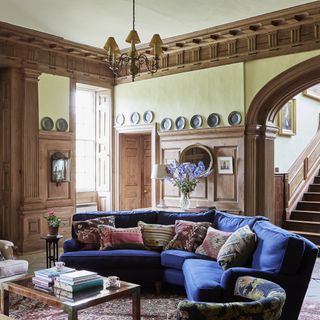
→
(138, 221, 175, 250)
(165, 220, 211, 252)
(98, 225, 145, 250)
(73, 216, 115, 250)
(195, 227, 232, 259)
(0, 252, 5, 261)
(217, 225, 256, 270)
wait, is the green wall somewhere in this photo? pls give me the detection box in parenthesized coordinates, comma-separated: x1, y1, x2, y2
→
(114, 63, 245, 129)
(275, 92, 320, 172)
(244, 50, 320, 112)
(38, 74, 70, 130)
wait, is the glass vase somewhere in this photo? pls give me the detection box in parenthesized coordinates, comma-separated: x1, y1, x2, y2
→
(180, 193, 190, 211)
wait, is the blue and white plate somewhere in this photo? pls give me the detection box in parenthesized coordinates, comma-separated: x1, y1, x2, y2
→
(116, 113, 125, 126)
(130, 112, 140, 125)
(207, 113, 220, 128)
(175, 116, 186, 130)
(161, 118, 173, 131)
(228, 111, 242, 126)
(143, 111, 154, 124)
(190, 115, 203, 129)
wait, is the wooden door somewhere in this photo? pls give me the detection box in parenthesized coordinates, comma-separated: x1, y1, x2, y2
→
(119, 134, 151, 210)
(141, 136, 152, 208)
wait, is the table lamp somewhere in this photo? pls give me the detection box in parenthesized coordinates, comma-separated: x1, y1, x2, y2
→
(151, 164, 168, 208)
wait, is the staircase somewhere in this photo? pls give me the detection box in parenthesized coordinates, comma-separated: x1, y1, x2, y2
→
(284, 171, 320, 247)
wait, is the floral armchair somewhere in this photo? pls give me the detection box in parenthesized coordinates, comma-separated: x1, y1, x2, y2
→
(176, 276, 286, 320)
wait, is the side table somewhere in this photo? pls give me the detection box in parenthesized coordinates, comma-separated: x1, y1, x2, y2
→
(41, 235, 63, 268)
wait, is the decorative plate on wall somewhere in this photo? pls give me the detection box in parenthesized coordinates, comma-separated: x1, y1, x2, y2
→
(41, 117, 54, 131)
(116, 113, 125, 126)
(143, 111, 154, 123)
(228, 111, 242, 126)
(207, 113, 221, 128)
(175, 116, 186, 130)
(56, 118, 68, 132)
(161, 118, 173, 131)
(130, 112, 140, 125)
(190, 114, 203, 129)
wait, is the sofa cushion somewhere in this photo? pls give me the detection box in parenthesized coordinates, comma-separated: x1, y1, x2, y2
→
(183, 259, 224, 302)
(60, 249, 161, 269)
(98, 225, 145, 250)
(73, 216, 115, 250)
(165, 220, 211, 252)
(161, 249, 212, 270)
(72, 210, 158, 237)
(214, 210, 267, 232)
(138, 221, 175, 250)
(0, 260, 28, 279)
(217, 225, 256, 270)
(156, 210, 215, 225)
(195, 227, 232, 259)
(252, 221, 305, 274)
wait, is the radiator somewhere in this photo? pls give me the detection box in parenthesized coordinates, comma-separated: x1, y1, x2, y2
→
(76, 202, 98, 213)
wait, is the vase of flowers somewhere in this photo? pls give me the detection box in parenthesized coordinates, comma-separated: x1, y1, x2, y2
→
(166, 161, 211, 210)
(44, 209, 63, 236)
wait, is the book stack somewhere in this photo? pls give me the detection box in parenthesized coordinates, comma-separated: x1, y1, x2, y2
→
(32, 266, 75, 292)
(54, 270, 104, 301)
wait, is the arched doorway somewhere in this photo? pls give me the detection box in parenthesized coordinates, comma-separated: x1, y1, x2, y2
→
(245, 55, 320, 223)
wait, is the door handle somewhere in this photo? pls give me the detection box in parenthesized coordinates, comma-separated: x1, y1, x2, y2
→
(144, 190, 148, 193)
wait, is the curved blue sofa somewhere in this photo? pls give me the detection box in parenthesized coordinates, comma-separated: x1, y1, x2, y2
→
(59, 209, 318, 320)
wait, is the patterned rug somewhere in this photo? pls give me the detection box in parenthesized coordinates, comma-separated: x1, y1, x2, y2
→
(7, 259, 320, 320)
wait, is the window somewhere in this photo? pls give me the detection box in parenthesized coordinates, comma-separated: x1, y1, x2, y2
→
(75, 88, 96, 191)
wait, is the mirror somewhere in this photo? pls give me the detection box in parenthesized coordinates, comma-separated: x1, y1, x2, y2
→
(179, 144, 213, 176)
(51, 152, 71, 185)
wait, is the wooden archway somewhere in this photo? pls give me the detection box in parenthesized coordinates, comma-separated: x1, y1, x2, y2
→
(245, 55, 320, 222)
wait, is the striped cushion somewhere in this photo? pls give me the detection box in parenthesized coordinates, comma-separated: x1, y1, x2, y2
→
(138, 221, 175, 250)
(98, 225, 145, 250)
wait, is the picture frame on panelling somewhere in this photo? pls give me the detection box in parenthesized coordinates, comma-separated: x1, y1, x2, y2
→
(217, 156, 233, 174)
(303, 84, 320, 101)
(51, 152, 71, 185)
(278, 99, 296, 136)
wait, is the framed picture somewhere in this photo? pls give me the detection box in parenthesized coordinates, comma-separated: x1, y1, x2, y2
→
(217, 156, 233, 174)
(303, 84, 320, 101)
(278, 99, 296, 136)
(51, 152, 71, 185)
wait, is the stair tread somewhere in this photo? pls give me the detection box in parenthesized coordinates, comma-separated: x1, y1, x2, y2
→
(287, 230, 320, 236)
(298, 200, 320, 203)
(285, 220, 320, 225)
(292, 209, 320, 214)
(304, 192, 320, 195)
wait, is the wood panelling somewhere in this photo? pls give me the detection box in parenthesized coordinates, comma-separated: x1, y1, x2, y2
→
(274, 173, 288, 226)
(159, 127, 244, 213)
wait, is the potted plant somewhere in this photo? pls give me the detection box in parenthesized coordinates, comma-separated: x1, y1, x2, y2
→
(44, 209, 63, 236)
(166, 161, 212, 210)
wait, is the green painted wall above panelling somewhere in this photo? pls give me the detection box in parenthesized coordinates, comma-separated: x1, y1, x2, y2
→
(245, 49, 320, 112)
(114, 63, 245, 129)
(38, 74, 70, 131)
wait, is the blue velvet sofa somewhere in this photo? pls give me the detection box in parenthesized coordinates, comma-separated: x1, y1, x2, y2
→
(60, 209, 318, 320)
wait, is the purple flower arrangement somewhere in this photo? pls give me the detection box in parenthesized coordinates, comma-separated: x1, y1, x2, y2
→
(166, 161, 211, 194)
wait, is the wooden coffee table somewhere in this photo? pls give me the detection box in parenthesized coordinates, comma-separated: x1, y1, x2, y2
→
(1, 275, 140, 320)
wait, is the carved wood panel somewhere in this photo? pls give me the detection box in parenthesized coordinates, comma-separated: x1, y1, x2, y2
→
(160, 127, 244, 213)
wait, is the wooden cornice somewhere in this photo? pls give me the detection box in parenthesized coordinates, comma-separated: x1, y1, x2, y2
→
(0, 21, 113, 85)
(117, 1, 320, 83)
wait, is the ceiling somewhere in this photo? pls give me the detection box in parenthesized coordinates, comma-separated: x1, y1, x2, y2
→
(0, 0, 316, 49)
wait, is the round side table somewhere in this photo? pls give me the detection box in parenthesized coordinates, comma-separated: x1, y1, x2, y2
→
(41, 235, 63, 268)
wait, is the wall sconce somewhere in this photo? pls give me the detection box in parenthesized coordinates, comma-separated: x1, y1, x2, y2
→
(51, 152, 71, 186)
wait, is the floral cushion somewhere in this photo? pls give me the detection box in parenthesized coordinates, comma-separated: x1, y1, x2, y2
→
(217, 225, 256, 270)
(195, 227, 232, 259)
(73, 216, 115, 250)
(0, 252, 5, 261)
(138, 221, 175, 250)
(98, 225, 145, 250)
(165, 220, 211, 252)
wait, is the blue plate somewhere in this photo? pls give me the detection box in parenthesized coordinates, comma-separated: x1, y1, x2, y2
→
(190, 115, 203, 129)
(207, 113, 220, 127)
(175, 116, 186, 130)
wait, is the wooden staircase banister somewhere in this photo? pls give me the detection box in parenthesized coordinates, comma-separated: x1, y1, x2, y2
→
(287, 126, 320, 215)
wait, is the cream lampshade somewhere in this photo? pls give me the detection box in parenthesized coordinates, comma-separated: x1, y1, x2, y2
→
(151, 164, 168, 208)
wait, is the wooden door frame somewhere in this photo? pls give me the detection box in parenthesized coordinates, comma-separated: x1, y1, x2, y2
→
(245, 55, 320, 223)
(114, 123, 159, 210)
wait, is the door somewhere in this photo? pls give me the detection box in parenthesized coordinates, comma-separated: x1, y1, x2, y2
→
(119, 134, 151, 210)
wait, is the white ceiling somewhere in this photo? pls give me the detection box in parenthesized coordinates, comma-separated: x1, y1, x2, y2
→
(0, 0, 315, 49)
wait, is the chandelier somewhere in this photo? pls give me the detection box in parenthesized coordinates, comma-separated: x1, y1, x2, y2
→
(103, 0, 163, 82)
